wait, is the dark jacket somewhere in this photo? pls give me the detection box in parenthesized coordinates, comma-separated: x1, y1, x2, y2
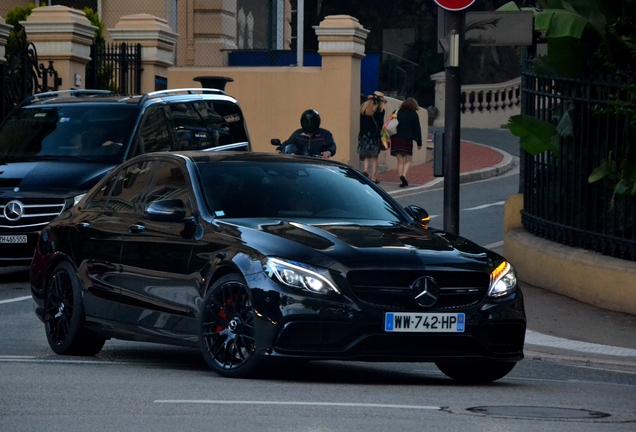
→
(394, 109, 423, 147)
(359, 109, 385, 139)
(279, 128, 337, 157)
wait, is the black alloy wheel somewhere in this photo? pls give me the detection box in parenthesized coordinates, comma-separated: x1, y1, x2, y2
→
(44, 261, 106, 356)
(199, 274, 260, 378)
(435, 359, 517, 383)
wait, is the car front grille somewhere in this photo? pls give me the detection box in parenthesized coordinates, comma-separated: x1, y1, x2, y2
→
(0, 199, 66, 229)
(347, 269, 489, 311)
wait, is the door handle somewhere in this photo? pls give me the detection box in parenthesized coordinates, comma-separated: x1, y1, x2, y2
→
(128, 224, 145, 234)
(75, 222, 90, 231)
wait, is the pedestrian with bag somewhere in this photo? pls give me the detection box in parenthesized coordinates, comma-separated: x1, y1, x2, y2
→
(357, 91, 386, 183)
(389, 97, 423, 187)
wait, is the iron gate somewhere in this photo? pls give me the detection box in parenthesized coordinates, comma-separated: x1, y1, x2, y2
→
(0, 31, 60, 123)
(86, 42, 142, 95)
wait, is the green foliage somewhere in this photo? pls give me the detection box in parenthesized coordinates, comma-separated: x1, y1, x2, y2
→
(5, 3, 37, 42)
(82, 7, 105, 45)
(508, 114, 558, 155)
(508, 0, 636, 201)
(5, 3, 37, 30)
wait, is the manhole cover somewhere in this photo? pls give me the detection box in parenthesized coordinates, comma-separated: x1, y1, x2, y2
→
(467, 406, 611, 420)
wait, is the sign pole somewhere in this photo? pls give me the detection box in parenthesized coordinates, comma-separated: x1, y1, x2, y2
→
(442, 10, 463, 235)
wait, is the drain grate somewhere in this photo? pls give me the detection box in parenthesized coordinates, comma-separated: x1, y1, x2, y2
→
(467, 406, 611, 420)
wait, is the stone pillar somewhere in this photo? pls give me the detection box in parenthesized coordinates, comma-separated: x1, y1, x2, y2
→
(21, 6, 96, 90)
(0, 16, 12, 65)
(314, 15, 369, 166)
(431, 71, 446, 128)
(189, 0, 237, 67)
(109, 14, 179, 94)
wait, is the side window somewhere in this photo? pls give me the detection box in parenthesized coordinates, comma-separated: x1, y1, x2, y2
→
(143, 162, 192, 217)
(195, 100, 248, 147)
(92, 161, 157, 213)
(168, 102, 216, 151)
(84, 172, 119, 211)
(136, 108, 172, 154)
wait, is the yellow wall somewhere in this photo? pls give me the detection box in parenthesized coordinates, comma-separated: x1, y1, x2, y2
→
(503, 194, 636, 315)
(169, 65, 360, 165)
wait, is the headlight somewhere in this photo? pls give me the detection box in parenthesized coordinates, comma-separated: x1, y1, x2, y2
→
(263, 257, 340, 295)
(488, 261, 517, 298)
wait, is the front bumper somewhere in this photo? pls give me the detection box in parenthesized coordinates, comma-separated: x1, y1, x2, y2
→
(0, 231, 39, 267)
(249, 275, 526, 363)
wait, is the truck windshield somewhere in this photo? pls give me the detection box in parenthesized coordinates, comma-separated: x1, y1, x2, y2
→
(0, 105, 138, 163)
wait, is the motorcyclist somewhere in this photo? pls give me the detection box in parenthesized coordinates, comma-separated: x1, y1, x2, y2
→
(276, 109, 336, 158)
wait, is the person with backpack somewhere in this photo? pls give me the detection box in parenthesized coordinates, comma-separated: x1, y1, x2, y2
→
(390, 97, 423, 187)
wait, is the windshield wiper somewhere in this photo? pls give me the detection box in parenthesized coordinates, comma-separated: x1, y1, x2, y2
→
(35, 154, 95, 162)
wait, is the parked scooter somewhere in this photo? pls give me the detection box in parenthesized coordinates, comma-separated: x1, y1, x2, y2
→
(270, 138, 311, 156)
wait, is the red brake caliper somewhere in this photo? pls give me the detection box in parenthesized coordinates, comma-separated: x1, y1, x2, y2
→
(216, 297, 232, 333)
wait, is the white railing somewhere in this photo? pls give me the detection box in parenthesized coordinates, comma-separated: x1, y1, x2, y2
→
(431, 72, 521, 129)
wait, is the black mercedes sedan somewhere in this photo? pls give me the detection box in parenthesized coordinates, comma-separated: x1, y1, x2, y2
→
(30, 151, 526, 382)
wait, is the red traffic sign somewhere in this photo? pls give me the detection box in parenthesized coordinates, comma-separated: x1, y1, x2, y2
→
(434, 0, 475, 11)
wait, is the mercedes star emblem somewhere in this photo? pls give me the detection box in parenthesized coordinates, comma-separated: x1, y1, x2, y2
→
(411, 276, 440, 307)
(4, 200, 25, 221)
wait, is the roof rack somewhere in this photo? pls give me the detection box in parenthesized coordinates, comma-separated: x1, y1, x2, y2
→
(18, 89, 115, 109)
(138, 88, 226, 105)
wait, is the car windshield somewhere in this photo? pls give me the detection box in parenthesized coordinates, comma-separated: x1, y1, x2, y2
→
(196, 160, 404, 221)
(0, 105, 138, 163)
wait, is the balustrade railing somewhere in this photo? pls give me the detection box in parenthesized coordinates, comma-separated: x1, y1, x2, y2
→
(431, 74, 521, 128)
(461, 77, 521, 114)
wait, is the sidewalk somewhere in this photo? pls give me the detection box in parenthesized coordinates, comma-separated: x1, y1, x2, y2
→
(378, 132, 636, 373)
(375, 138, 517, 196)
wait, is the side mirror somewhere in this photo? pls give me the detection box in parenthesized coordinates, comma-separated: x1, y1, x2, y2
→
(146, 199, 187, 222)
(405, 205, 431, 227)
(271, 138, 281, 146)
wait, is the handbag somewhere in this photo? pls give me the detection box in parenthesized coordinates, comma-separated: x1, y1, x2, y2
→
(383, 109, 399, 136)
(380, 128, 390, 150)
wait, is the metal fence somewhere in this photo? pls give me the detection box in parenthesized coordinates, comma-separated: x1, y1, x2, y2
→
(86, 42, 142, 95)
(520, 67, 636, 261)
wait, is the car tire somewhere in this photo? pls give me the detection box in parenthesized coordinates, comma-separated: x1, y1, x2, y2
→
(199, 274, 261, 378)
(435, 360, 517, 383)
(44, 261, 106, 356)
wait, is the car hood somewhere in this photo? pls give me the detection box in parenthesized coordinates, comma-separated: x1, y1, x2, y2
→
(224, 219, 501, 272)
(0, 160, 114, 197)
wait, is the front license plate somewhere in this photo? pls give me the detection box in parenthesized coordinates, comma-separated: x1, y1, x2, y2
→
(385, 313, 465, 333)
(0, 235, 28, 244)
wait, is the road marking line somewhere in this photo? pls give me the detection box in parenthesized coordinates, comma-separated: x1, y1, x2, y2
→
(526, 330, 636, 357)
(485, 241, 503, 249)
(0, 355, 36, 359)
(464, 201, 505, 211)
(153, 400, 441, 410)
(0, 295, 31, 305)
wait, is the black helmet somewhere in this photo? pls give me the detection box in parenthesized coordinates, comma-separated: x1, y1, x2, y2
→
(300, 109, 321, 134)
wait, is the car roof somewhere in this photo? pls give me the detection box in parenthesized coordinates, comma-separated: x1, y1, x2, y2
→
(139, 151, 346, 167)
(20, 88, 240, 109)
